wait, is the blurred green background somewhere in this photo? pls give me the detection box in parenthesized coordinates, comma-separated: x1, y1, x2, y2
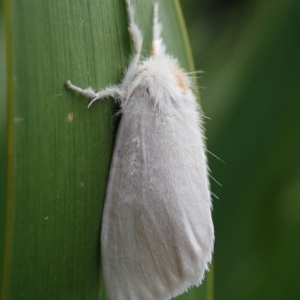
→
(1, 0, 300, 299)
(180, 0, 300, 299)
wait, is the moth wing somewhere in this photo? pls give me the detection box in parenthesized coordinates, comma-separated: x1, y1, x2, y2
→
(101, 96, 214, 300)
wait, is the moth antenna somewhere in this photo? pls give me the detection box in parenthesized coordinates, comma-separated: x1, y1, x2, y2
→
(151, 3, 166, 55)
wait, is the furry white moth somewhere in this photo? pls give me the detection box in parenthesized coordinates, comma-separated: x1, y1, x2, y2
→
(66, 1, 214, 300)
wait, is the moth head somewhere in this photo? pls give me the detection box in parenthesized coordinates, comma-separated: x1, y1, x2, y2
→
(130, 55, 191, 100)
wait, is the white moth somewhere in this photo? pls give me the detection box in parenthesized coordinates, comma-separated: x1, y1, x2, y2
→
(66, 1, 214, 300)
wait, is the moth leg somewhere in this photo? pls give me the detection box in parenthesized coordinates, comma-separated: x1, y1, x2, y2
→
(65, 80, 97, 98)
(65, 80, 122, 108)
(151, 3, 166, 55)
(125, 0, 142, 58)
(87, 85, 122, 108)
(123, 0, 143, 83)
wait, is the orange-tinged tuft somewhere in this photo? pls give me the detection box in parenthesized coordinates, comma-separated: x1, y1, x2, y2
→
(172, 65, 189, 91)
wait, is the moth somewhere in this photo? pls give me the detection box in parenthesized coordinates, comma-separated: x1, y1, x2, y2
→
(66, 1, 214, 300)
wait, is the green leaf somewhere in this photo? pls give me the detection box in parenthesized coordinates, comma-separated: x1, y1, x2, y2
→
(0, 0, 8, 290)
(1, 0, 212, 299)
